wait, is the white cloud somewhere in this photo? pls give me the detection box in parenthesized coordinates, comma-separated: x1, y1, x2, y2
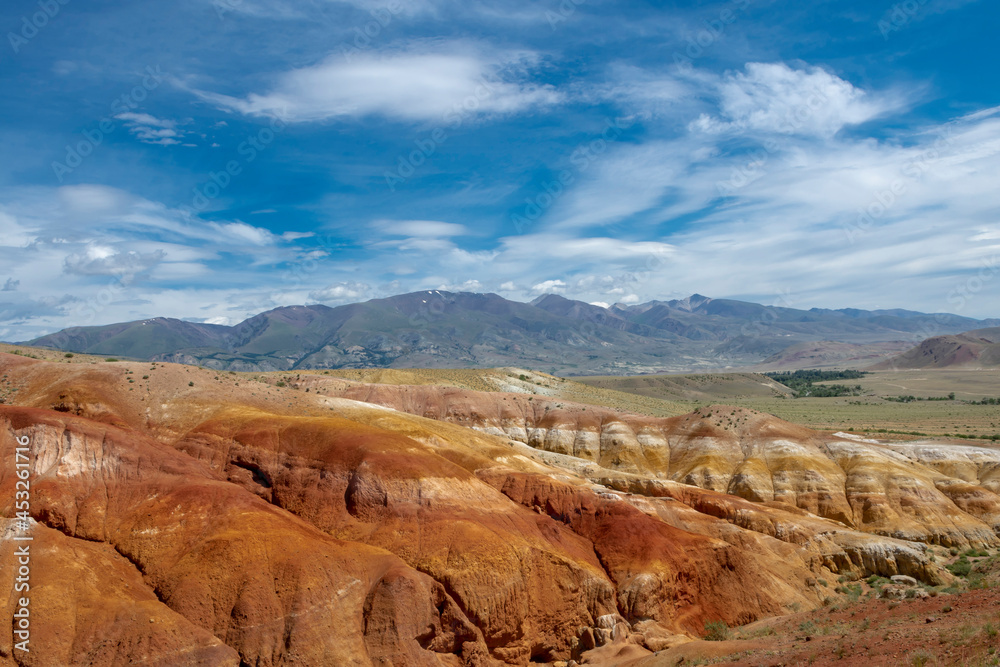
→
(209, 221, 278, 246)
(309, 281, 372, 302)
(58, 184, 132, 215)
(502, 235, 676, 263)
(115, 112, 184, 145)
(63, 246, 166, 278)
(530, 279, 566, 294)
(194, 44, 561, 123)
(436, 279, 483, 292)
(690, 62, 904, 137)
(0, 185, 324, 340)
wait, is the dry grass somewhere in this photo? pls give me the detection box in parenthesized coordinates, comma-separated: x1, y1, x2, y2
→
(573, 369, 1000, 438)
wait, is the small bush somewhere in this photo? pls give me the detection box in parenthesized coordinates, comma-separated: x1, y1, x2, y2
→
(947, 559, 971, 577)
(703, 620, 730, 641)
(64, 352, 74, 358)
(276, 381, 286, 387)
(105, 358, 119, 362)
(188, 381, 194, 387)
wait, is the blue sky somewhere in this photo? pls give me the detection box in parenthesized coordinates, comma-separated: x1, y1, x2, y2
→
(1, 0, 999, 340)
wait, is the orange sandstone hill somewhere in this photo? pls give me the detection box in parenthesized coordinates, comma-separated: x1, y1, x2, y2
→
(2, 354, 998, 665)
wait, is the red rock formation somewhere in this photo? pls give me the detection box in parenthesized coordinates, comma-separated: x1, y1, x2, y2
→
(0, 353, 981, 665)
(334, 384, 1000, 550)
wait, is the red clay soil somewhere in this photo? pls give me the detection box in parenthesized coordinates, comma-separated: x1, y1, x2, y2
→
(627, 588, 1000, 667)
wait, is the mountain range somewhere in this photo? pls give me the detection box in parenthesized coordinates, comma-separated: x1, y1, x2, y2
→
(20, 291, 1000, 374)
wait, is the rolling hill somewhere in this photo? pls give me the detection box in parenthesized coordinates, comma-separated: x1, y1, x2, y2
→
(871, 327, 1000, 369)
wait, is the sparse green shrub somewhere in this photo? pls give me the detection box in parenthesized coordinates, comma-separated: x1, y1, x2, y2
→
(105, 358, 118, 362)
(947, 558, 971, 577)
(703, 620, 730, 641)
(188, 381, 194, 387)
(64, 353, 74, 358)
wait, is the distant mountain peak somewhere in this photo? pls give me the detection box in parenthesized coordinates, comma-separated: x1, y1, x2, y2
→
(529, 293, 574, 307)
(669, 294, 714, 312)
